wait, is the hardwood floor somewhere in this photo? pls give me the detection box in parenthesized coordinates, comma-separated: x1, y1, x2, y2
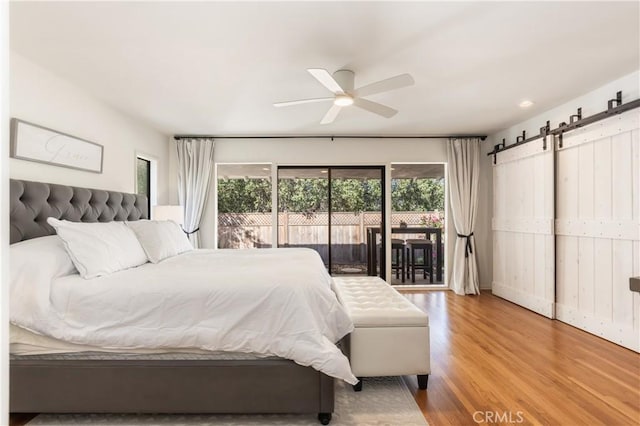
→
(10, 290, 640, 425)
(401, 290, 640, 425)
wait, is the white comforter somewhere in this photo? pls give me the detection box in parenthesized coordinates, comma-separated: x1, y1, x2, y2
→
(11, 247, 357, 384)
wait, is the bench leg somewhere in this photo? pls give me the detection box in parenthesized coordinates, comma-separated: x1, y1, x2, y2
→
(353, 378, 363, 392)
(418, 374, 429, 389)
(318, 412, 332, 425)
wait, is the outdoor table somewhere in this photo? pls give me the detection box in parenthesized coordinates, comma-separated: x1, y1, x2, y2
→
(366, 227, 443, 282)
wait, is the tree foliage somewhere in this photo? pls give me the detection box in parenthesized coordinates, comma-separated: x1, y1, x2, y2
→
(278, 178, 329, 214)
(217, 177, 444, 213)
(217, 178, 272, 213)
(391, 178, 445, 212)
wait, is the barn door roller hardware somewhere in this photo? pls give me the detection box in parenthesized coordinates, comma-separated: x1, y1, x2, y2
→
(556, 118, 568, 149)
(489, 124, 548, 162)
(570, 107, 582, 124)
(492, 139, 506, 164)
(541, 121, 550, 150)
(552, 91, 636, 148)
(557, 108, 581, 148)
(608, 91, 622, 110)
(488, 90, 640, 159)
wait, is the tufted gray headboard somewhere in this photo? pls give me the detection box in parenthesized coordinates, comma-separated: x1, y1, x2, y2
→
(9, 179, 148, 244)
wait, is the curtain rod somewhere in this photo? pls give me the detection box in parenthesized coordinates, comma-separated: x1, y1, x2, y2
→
(173, 134, 487, 141)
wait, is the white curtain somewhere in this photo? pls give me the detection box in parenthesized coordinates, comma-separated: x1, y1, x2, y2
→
(176, 138, 214, 248)
(447, 138, 481, 295)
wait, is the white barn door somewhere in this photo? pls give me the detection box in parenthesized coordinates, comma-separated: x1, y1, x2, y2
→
(492, 139, 555, 318)
(555, 109, 640, 351)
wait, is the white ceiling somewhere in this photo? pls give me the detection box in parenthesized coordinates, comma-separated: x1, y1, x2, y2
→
(9, 1, 640, 137)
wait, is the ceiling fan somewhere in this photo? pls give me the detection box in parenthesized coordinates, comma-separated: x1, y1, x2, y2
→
(274, 69, 414, 124)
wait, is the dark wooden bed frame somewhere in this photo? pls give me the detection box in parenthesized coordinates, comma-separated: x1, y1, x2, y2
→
(9, 179, 334, 424)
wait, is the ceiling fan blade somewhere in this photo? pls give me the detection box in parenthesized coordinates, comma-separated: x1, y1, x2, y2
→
(320, 104, 342, 124)
(273, 97, 334, 107)
(353, 73, 414, 97)
(308, 68, 345, 94)
(353, 98, 398, 118)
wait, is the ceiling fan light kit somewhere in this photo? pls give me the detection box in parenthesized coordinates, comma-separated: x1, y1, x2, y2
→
(274, 68, 414, 124)
(334, 94, 354, 106)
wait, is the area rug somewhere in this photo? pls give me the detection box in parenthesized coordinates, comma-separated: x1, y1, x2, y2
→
(28, 377, 428, 425)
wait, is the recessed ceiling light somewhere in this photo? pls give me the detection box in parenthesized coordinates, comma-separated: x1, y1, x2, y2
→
(320, 170, 328, 173)
(262, 167, 270, 171)
(519, 100, 534, 108)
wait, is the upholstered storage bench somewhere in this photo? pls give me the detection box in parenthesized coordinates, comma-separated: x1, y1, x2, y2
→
(332, 276, 430, 391)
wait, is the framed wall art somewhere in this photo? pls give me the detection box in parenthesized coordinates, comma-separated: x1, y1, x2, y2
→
(10, 118, 104, 173)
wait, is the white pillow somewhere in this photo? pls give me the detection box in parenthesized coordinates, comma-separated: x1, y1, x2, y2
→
(126, 220, 193, 263)
(10, 236, 78, 327)
(10, 235, 77, 285)
(47, 218, 148, 279)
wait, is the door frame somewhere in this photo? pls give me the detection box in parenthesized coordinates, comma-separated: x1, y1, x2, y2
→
(276, 165, 386, 277)
(389, 161, 449, 289)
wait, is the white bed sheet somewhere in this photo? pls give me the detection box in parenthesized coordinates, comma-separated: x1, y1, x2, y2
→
(10, 323, 262, 357)
(11, 248, 356, 384)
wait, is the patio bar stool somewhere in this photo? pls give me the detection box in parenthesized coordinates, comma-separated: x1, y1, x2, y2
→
(406, 239, 434, 284)
(391, 238, 406, 283)
(378, 239, 406, 282)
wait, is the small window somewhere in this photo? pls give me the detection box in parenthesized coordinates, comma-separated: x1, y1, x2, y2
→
(136, 157, 151, 215)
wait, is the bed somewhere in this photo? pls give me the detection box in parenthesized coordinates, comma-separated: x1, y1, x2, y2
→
(9, 178, 353, 424)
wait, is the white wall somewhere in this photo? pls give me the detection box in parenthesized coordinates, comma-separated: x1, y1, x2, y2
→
(169, 137, 494, 289)
(10, 52, 170, 203)
(475, 144, 493, 290)
(491, 71, 640, 147)
(482, 69, 640, 290)
(0, 2, 9, 424)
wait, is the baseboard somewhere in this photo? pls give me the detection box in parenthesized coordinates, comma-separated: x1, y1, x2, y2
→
(555, 303, 639, 352)
(492, 282, 554, 319)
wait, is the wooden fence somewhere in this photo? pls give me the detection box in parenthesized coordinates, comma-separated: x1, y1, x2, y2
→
(218, 211, 443, 265)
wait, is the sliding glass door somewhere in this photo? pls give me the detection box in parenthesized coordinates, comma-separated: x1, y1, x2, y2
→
(277, 167, 330, 267)
(277, 166, 385, 277)
(330, 168, 384, 276)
